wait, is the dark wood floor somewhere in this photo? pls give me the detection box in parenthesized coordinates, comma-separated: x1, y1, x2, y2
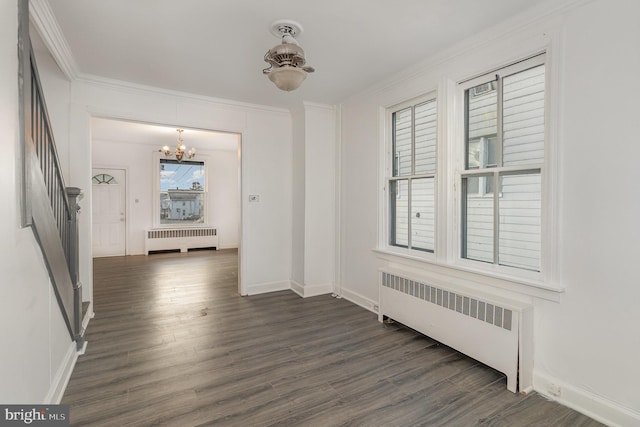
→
(63, 249, 602, 426)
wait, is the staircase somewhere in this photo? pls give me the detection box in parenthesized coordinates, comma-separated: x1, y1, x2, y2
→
(18, 0, 85, 350)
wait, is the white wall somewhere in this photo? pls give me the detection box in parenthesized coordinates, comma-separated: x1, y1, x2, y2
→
(535, 0, 640, 420)
(303, 103, 336, 290)
(67, 79, 292, 298)
(339, 101, 381, 308)
(291, 105, 306, 285)
(0, 0, 75, 403)
(92, 138, 240, 254)
(289, 103, 336, 297)
(339, 0, 640, 424)
(209, 149, 241, 249)
(241, 109, 293, 292)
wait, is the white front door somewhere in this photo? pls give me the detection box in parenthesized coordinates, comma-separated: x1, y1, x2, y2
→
(92, 168, 126, 257)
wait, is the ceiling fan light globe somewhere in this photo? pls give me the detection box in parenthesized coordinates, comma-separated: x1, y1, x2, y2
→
(268, 67, 307, 91)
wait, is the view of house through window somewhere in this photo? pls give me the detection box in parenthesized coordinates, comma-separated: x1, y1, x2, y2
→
(384, 55, 545, 275)
(389, 97, 437, 252)
(461, 55, 545, 271)
(159, 159, 206, 225)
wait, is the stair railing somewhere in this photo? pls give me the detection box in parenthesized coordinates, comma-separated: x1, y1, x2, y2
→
(18, 0, 84, 350)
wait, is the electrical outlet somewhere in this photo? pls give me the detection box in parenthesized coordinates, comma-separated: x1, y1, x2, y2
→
(249, 195, 260, 202)
(373, 304, 379, 312)
(548, 383, 561, 397)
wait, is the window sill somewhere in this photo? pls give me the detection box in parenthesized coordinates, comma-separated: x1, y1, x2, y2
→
(373, 247, 564, 302)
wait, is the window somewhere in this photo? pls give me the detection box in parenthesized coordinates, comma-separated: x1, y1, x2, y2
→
(460, 54, 545, 272)
(379, 52, 556, 293)
(159, 159, 206, 225)
(92, 173, 117, 184)
(388, 96, 437, 252)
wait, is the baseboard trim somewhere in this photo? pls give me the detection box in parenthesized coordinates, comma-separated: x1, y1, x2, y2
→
(290, 281, 332, 298)
(533, 371, 640, 427)
(246, 280, 291, 295)
(45, 341, 79, 404)
(218, 245, 239, 250)
(82, 301, 94, 332)
(338, 287, 378, 314)
(291, 280, 304, 297)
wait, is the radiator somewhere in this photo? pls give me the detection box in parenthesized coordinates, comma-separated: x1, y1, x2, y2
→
(144, 227, 218, 255)
(380, 270, 532, 393)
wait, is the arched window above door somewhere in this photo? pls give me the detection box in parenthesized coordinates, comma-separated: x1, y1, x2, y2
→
(92, 174, 117, 184)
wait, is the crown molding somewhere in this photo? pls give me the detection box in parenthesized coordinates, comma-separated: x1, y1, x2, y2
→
(74, 73, 291, 115)
(29, 0, 79, 80)
(26, 0, 305, 115)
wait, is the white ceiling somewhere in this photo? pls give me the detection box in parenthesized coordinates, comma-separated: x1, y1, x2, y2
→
(91, 118, 239, 152)
(46, 0, 547, 109)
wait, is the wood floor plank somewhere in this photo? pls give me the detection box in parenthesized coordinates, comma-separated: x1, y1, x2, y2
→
(62, 249, 602, 426)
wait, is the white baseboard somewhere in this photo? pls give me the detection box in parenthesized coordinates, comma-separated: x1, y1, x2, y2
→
(533, 371, 640, 427)
(218, 245, 239, 250)
(82, 301, 94, 331)
(246, 280, 291, 295)
(291, 280, 304, 297)
(338, 287, 378, 314)
(290, 281, 332, 298)
(45, 341, 79, 404)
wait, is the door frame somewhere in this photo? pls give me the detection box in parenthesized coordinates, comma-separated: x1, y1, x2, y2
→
(91, 165, 129, 256)
(89, 117, 244, 296)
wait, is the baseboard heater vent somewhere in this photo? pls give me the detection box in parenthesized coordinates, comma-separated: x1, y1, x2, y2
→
(379, 271, 532, 393)
(382, 273, 513, 331)
(145, 227, 218, 255)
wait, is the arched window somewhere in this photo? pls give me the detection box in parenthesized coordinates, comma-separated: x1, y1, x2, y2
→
(92, 174, 117, 184)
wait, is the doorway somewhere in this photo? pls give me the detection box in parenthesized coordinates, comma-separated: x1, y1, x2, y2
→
(92, 168, 127, 257)
(89, 118, 243, 294)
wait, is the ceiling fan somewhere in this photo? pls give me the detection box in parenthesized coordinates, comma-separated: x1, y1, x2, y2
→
(263, 20, 315, 91)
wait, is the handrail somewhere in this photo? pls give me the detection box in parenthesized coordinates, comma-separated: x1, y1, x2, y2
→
(18, 0, 84, 350)
(30, 51, 74, 273)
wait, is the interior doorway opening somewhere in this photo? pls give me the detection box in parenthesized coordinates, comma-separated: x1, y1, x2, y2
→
(90, 117, 242, 294)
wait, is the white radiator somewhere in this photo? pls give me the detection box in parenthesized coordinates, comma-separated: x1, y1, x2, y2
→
(144, 227, 218, 255)
(380, 270, 532, 393)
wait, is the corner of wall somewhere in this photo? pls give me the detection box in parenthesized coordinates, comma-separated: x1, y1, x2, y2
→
(533, 371, 640, 427)
(291, 280, 332, 298)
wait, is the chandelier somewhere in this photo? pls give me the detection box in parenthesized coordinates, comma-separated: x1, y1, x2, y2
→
(263, 20, 315, 91)
(160, 129, 195, 162)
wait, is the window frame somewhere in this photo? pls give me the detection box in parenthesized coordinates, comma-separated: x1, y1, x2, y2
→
(382, 92, 438, 260)
(454, 53, 549, 283)
(152, 152, 210, 228)
(376, 50, 562, 296)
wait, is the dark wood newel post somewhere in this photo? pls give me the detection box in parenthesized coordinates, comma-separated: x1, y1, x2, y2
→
(66, 186, 84, 350)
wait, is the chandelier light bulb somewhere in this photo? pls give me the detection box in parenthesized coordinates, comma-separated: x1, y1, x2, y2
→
(159, 129, 195, 162)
